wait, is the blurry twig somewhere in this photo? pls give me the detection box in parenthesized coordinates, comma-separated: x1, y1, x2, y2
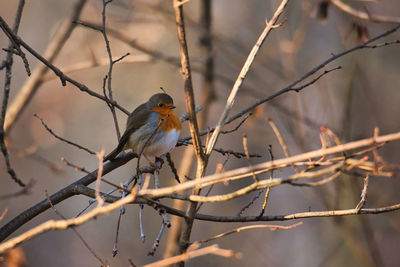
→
(0, 208, 8, 222)
(331, 0, 400, 23)
(95, 149, 105, 205)
(267, 117, 299, 172)
(34, 114, 96, 155)
(0, 180, 34, 200)
(242, 134, 258, 182)
(356, 175, 369, 212)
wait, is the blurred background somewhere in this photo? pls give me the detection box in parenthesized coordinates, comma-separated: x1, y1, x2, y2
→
(1, 0, 400, 266)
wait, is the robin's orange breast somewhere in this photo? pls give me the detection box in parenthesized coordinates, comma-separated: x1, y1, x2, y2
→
(160, 112, 182, 132)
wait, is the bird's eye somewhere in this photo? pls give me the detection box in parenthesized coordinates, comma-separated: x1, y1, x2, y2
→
(158, 103, 164, 107)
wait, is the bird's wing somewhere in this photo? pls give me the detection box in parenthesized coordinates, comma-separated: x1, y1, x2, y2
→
(104, 103, 151, 161)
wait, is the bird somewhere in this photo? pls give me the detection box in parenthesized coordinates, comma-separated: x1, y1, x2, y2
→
(104, 93, 181, 163)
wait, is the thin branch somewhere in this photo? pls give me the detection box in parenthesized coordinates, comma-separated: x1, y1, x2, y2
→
(242, 134, 258, 182)
(258, 145, 275, 217)
(356, 174, 369, 212)
(166, 152, 180, 183)
(290, 66, 342, 92)
(34, 114, 96, 155)
(101, 0, 121, 140)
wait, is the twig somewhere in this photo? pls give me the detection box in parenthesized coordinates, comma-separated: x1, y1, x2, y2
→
(148, 213, 171, 256)
(197, 222, 303, 244)
(290, 66, 342, 92)
(95, 150, 105, 205)
(112, 209, 123, 257)
(258, 145, 275, 217)
(0, 0, 27, 187)
(237, 189, 264, 217)
(242, 134, 258, 182)
(61, 157, 128, 193)
(101, 0, 121, 140)
(34, 114, 96, 155)
(356, 175, 369, 212)
(166, 152, 180, 183)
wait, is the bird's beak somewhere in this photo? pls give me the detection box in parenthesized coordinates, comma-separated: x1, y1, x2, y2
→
(169, 105, 176, 109)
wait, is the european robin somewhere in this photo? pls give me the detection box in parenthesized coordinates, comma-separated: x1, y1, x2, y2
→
(104, 93, 181, 162)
